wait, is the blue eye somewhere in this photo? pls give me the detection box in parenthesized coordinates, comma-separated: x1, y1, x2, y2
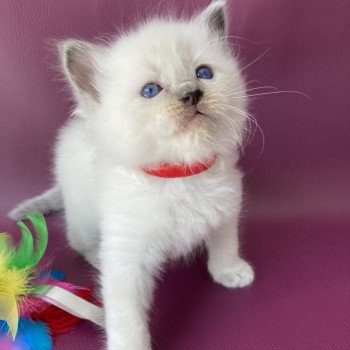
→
(196, 66, 213, 80)
(141, 83, 163, 98)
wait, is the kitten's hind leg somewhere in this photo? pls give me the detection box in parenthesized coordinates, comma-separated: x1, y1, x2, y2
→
(207, 219, 254, 289)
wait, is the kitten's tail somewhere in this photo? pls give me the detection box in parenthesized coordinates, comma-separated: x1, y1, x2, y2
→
(8, 185, 63, 221)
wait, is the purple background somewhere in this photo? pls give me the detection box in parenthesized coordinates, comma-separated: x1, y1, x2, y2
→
(1, 1, 349, 349)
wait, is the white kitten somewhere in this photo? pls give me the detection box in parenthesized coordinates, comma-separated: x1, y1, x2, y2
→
(10, 1, 254, 349)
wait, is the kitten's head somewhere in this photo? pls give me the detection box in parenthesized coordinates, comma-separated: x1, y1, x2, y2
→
(60, 1, 247, 167)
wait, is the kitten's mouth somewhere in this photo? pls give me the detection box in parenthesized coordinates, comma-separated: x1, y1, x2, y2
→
(186, 110, 204, 129)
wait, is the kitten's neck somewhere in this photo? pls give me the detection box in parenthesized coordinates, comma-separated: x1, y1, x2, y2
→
(141, 154, 218, 178)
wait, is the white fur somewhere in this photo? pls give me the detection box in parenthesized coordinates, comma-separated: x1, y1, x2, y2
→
(10, 2, 254, 349)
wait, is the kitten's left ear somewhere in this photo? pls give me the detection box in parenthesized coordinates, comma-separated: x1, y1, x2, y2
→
(58, 39, 106, 112)
(198, 1, 228, 38)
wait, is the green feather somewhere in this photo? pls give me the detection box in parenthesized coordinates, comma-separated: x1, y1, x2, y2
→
(8, 213, 48, 270)
(27, 213, 48, 268)
(31, 285, 50, 295)
(10, 221, 34, 269)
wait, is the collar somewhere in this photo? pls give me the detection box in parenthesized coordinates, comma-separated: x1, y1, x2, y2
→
(141, 154, 218, 179)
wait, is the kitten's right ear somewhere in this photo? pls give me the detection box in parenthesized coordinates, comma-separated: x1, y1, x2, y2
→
(198, 1, 228, 38)
(59, 40, 105, 107)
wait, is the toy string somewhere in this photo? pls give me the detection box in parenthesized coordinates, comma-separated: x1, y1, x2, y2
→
(35, 286, 105, 327)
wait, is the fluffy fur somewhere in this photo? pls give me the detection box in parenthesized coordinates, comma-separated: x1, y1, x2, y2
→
(10, 1, 254, 349)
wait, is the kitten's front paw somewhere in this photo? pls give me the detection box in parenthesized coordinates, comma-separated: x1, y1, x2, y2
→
(209, 259, 255, 289)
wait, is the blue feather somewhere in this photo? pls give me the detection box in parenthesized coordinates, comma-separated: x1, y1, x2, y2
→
(0, 319, 53, 350)
(39, 270, 67, 282)
(0, 320, 10, 333)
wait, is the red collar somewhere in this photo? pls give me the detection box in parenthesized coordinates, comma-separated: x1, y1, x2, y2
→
(141, 154, 218, 178)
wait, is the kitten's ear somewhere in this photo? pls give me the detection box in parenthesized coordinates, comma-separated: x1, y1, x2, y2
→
(59, 40, 105, 107)
(198, 1, 228, 38)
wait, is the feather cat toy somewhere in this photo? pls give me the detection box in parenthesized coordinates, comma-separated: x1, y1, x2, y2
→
(0, 213, 104, 349)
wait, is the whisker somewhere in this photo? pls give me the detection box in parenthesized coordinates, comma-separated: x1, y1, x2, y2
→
(229, 80, 264, 94)
(226, 90, 311, 100)
(220, 104, 265, 157)
(215, 108, 245, 152)
(199, 34, 258, 52)
(231, 48, 271, 80)
(224, 85, 279, 98)
(230, 106, 264, 156)
(202, 35, 264, 52)
(216, 102, 253, 140)
(218, 35, 263, 45)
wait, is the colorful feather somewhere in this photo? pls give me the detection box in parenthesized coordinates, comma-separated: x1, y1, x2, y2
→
(19, 296, 49, 320)
(0, 321, 21, 350)
(31, 281, 95, 336)
(39, 271, 67, 282)
(9, 213, 48, 270)
(1, 215, 99, 346)
(0, 213, 48, 338)
(20, 273, 70, 319)
(0, 334, 22, 350)
(0, 319, 53, 350)
(0, 255, 31, 338)
(19, 278, 97, 336)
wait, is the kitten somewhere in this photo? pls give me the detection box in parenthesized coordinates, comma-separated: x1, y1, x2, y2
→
(10, 1, 254, 349)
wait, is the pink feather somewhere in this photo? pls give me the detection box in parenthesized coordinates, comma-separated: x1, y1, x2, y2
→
(20, 280, 86, 318)
(20, 296, 48, 319)
(33, 284, 95, 336)
(0, 333, 21, 350)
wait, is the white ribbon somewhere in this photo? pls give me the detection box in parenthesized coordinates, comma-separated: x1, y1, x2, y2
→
(37, 286, 105, 327)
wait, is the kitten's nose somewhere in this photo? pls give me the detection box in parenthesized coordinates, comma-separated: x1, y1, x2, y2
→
(180, 89, 203, 106)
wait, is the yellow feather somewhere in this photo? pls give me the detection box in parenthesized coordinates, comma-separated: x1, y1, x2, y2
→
(0, 233, 32, 339)
(0, 294, 18, 339)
